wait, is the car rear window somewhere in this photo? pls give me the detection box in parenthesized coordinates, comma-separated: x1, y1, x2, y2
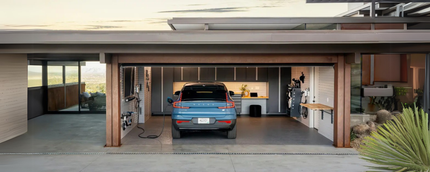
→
(181, 85, 226, 101)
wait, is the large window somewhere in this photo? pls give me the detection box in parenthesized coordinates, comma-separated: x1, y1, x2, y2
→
(351, 63, 362, 113)
(48, 65, 63, 85)
(66, 66, 79, 83)
(46, 61, 106, 112)
(28, 65, 42, 87)
(351, 54, 427, 114)
(80, 62, 106, 111)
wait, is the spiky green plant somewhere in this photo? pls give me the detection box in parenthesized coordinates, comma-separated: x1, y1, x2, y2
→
(359, 106, 430, 171)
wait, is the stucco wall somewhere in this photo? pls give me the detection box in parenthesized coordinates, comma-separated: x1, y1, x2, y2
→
(0, 54, 28, 143)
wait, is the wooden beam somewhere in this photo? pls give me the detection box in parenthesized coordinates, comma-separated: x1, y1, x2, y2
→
(100, 53, 111, 64)
(118, 54, 338, 64)
(334, 55, 345, 148)
(112, 55, 121, 147)
(345, 52, 361, 64)
(344, 62, 351, 148)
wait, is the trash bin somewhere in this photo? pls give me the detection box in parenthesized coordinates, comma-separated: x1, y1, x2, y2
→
(249, 105, 261, 117)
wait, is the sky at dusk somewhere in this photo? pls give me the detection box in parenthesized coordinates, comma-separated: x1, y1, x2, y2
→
(0, 0, 354, 30)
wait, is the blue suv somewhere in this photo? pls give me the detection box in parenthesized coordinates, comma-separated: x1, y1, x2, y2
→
(167, 82, 237, 139)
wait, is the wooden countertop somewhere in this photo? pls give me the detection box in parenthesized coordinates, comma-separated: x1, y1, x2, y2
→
(242, 96, 269, 99)
(300, 103, 333, 110)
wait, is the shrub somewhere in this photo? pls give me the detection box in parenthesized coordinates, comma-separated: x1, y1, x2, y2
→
(359, 106, 430, 171)
(375, 109, 392, 124)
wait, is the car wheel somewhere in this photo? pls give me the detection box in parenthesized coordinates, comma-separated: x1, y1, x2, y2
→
(227, 124, 237, 139)
(172, 122, 181, 139)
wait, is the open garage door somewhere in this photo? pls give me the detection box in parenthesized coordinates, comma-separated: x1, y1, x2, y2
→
(105, 54, 351, 148)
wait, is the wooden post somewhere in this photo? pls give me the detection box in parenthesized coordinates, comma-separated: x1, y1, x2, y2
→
(334, 54, 352, 148)
(105, 55, 121, 147)
(105, 56, 113, 147)
(334, 55, 345, 148)
(112, 56, 121, 146)
(344, 62, 351, 148)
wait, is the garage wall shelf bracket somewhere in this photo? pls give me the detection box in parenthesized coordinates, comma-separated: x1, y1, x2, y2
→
(321, 110, 334, 124)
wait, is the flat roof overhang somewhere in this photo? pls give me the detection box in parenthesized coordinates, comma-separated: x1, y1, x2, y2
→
(1, 30, 430, 54)
(3, 44, 430, 54)
(1, 30, 430, 44)
(167, 17, 430, 30)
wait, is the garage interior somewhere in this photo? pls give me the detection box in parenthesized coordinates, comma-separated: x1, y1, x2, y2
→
(120, 64, 336, 146)
(113, 54, 345, 148)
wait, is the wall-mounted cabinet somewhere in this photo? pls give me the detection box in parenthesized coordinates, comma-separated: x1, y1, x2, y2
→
(200, 67, 215, 81)
(183, 67, 198, 81)
(246, 67, 257, 81)
(235, 67, 247, 81)
(216, 67, 234, 81)
(257, 67, 268, 82)
(173, 67, 181, 81)
(171, 67, 269, 82)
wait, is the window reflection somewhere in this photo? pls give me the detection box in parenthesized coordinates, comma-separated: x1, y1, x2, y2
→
(28, 65, 42, 87)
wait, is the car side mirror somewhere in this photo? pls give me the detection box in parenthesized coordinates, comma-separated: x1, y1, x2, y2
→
(174, 91, 180, 95)
(229, 91, 234, 96)
(167, 97, 174, 104)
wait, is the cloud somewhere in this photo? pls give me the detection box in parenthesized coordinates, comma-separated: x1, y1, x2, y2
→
(105, 20, 144, 23)
(4, 24, 50, 28)
(85, 25, 123, 30)
(159, 7, 249, 13)
(187, 4, 205, 6)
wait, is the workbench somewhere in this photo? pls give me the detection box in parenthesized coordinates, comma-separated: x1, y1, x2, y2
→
(300, 103, 334, 124)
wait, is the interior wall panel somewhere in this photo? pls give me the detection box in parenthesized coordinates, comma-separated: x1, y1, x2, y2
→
(268, 68, 280, 114)
(316, 66, 335, 141)
(27, 87, 46, 119)
(151, 67, 162, 114)
(0, 54, 28, 143)
(162, 67, 174, 114)
(280, 67, 292, 114)
(290, 67, 311, 126)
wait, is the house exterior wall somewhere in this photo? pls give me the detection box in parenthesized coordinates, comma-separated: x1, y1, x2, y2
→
(0, 54, 28, 143)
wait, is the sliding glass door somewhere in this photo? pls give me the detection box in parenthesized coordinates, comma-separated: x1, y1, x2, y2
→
(46, 61, 106, 113)
(79, 61, 106, 112)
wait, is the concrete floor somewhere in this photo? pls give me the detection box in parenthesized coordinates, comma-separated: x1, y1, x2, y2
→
(0, 114, 371, 171)
(0, 114, 106, 153)
(0, 114, 358, 154)
(0, 154, 371, 172)
(122, 116, 333, 146)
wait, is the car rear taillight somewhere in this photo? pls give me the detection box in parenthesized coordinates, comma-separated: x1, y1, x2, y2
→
(173, 102, 190, 109)
(218, 93, 235, 109)
(173, 93, 190, 109)
(176, 120, 190, 124)
(217, 120, 231, 124)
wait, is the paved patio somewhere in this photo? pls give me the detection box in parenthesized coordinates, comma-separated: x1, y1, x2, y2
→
(0, 114, 371, 171)
(0, 154, 371, 172)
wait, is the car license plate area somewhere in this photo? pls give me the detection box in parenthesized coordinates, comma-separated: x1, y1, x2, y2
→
(197, 118, 210, 124)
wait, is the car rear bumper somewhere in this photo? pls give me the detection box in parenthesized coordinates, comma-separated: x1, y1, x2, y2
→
(172, 118, 236, 131)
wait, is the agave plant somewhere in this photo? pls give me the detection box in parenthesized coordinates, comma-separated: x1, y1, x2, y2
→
(359, 106, 430, 171)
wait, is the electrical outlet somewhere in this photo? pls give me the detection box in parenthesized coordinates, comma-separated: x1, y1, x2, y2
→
(327, 98, 329, 102)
